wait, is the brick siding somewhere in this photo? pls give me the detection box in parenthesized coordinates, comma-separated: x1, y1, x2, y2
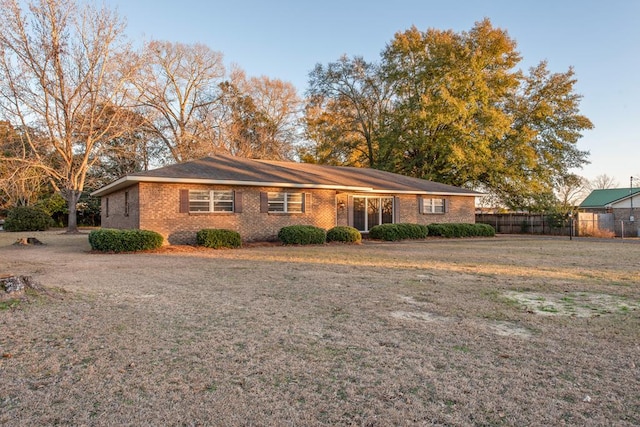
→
(101, 183, 476, 244)
(100, 185, 140, 230)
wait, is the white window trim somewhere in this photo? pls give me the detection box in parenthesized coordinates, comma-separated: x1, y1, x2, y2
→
(422, 198, 445, 214)
(268, 192, 304, 213)
(189, 190, 234, 213)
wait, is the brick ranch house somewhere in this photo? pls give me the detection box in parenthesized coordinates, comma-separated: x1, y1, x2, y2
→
(91, 155, 482, 244)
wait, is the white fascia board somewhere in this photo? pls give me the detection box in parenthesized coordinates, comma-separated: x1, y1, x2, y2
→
(90, 176, 372, 196)
(365, 189, 483, 196)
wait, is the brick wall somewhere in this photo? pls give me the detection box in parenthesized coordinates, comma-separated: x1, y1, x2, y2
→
(100, 183, 477, 244)
(138, 183, 338, 244)
(100, 184, 139, 230)
(336, 193, 475, 227)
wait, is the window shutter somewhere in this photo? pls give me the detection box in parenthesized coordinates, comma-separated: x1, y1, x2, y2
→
(347, 196, 354, 226)
(304, 193, 312, 213)
(418, 196, 424, 214)
(179, 189, 189, 213)
(393, 196, 400, 223)
(234, 191, 243, 213)
(260, 192, 268, 213)
(444, 199, 449, 213)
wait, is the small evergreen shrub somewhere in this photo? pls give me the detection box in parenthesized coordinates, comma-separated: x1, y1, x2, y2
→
(397, 223, 429, 239)
(474, 223, 496, 237)
(427, 223, 495, 238)
(326, 226, 362, 243)
(196, 228, 242, 249)
(369, 224, 400, 241)
(88, 228, 164, 252)
(368, 223, 428, 241)
(278, 225, 326, 245)
(3, 206, 53, 231)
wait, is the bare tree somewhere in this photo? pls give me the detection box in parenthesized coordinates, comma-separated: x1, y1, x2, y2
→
(556, 174, 590, 212)
(217, 69, 301, 160)
(0, 122, 50, 208)
(134, 41, 226, 163)
(590, 174, 619, 190)
(0, 0, 138, 232)
(304, 55, 392, 167)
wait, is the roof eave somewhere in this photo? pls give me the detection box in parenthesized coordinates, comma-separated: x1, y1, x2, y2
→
(91, 176, 483, 197)
(91, 176, 374, 196)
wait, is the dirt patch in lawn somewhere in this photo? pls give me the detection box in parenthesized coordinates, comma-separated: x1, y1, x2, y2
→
(503, 290, 640, 317)
(1, 231, 639, 426)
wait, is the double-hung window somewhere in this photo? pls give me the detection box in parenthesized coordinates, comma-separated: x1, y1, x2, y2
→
(188, 190, 234, 213)
(422, 198, 446, 214)
(267, 192, 304, 213)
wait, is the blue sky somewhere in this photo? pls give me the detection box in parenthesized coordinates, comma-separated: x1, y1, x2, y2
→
(105, 0, 640, 187)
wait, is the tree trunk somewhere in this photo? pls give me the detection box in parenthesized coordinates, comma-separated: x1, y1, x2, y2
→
(65, 190, 81, 233)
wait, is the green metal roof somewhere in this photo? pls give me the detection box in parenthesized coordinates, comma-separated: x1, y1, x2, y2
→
(579, 188, 640, 208)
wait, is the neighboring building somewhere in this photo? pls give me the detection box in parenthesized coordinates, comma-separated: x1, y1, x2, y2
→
(91, 155, 482, 244)
(578, 188, 640, 237)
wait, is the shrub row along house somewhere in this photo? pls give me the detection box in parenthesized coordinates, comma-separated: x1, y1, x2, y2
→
(91, 155, 481, 244)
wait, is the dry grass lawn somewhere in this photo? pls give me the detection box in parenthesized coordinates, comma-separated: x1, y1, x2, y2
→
(1, 231, 639, 426)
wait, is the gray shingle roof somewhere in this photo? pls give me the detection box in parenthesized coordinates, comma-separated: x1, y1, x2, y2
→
(92, 155, 481, 197)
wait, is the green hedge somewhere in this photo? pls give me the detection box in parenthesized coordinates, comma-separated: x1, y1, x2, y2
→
(368, 223, 429, 241)
(88, 229, 164, 252)
(196, 228, 242, 249)
(427, 223, 495, 238)
(326, 226, 362, 243)
(278, 225, 326, 245)
(3, 206, 53, 231)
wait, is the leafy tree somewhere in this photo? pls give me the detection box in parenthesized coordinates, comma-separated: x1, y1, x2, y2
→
(35, 192, 67, 227)
(380, 21, 521, 186)
(303, 19, 593, 209)
(492, 62, 591, 208)
(0, 0, 139, 232)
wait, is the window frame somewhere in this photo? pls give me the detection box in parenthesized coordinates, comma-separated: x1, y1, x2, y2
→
(422, 197, 446, 214)
(267, 192, 305, 213)
(352, 196, 395, 232)
(188, 190, 234, 213)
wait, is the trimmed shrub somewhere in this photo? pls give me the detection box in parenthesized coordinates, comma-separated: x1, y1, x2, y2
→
(88, 228, 164, 253)
(196, 228, 242, 249)
(397, 223, 429, 239)
(427, 223, 496, 238)
(326, 226, 362, 243)
(368, 223, 428, 241)
(369, 224, 400, 241)
(278, 225, 326, 245)
(3, 206, 53, 231)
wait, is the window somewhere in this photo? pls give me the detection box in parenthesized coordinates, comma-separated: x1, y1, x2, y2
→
(422, 198, 446, 214)
(353, 196, 394, 232)
(268, 192, 304, 213)
(124, 191, 129, 217)
(105, 197, 109, 218)
(188, 190, 234, 213)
